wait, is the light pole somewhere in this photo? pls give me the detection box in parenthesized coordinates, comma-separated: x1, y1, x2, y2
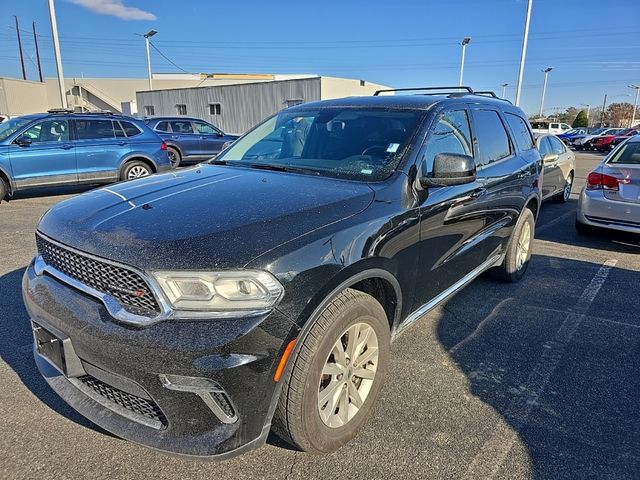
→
(48, 0, 67, 108)
(459, 37, 471, 86)
(539, 67, 553, 117)
(580, 103, 590, 127)
(515, 0, 533, 106)
(144, 30, 157, 90)
(629, 84, 640, 127)
(501, 83, 509, 99)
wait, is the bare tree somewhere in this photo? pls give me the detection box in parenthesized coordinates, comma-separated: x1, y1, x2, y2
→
(607, 102, 635, 127)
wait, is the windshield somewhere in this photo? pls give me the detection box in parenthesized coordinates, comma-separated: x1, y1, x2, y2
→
(0, 117, 33, 143)
(608, 140, 640, 164)
(217, 108, 424, 181)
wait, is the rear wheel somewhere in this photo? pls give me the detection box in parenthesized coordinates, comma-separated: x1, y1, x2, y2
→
(167, 147, 181, 168)
(121, 161, 152, 181)
(273, 289, 390, 454)
(553, 172, 573, 203)
(0, 177, 7, 203)
(490, 208, 535, 283)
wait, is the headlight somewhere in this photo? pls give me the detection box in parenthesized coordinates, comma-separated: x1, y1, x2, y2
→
(153, 270, 283, 314)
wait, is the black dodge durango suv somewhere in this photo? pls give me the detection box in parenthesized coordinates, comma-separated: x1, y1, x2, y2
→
(23, 87, 542, 458)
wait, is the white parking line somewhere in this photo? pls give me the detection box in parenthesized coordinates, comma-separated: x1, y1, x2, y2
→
(462, 258, 618, 479)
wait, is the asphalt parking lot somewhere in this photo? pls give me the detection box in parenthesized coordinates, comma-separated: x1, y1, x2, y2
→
(1, 151, 639, 480)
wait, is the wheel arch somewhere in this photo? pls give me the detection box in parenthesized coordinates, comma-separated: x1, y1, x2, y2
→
(118, 155, 157, 178)
(0, 166, 13, 196)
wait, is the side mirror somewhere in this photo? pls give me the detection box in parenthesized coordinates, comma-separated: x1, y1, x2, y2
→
(420, 153, 476, 187)
(542, 153, 558, 164)
(15, 135, 32, 147)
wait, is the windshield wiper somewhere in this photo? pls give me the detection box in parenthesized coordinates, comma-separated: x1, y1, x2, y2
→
(208, 158, 228, 165)
(245, 163, 321, 176)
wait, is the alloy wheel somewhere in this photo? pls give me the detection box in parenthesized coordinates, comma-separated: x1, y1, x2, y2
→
(168, 150, 179, 167)
(128, 166, 150, 179)
(563, 174, 573, 201)
(515, 221, 531, 270)
(318, 322, 379, 428)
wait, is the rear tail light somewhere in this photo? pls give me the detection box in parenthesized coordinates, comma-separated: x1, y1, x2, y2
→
(160, 142, 167, 151)
(586, 172, 619, 191)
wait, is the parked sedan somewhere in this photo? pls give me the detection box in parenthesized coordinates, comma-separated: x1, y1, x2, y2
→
(574, 128, 624, 150)
(537, 134, 575, 203)
(145, 117, 239, 167)
(592, 128, 639, 152)
(556, 127, 588, 145)
(577, 135, 640, 234)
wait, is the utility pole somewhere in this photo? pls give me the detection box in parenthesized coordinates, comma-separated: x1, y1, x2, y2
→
(33, 22, 43, 83)
(539, 67, 552, 118)
(48, 0, 67, 108)
(515, 0, 533, 106)
(459, 37, 471, 86)
(14, 16, 26, 80)
(501, 83, 509, 99)
(143, 30, 157, 90)
(600, 94, 607, 127)
(629, 84, 640, 127)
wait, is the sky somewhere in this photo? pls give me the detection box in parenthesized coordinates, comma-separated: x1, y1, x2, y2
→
(1, 0, 638, 116)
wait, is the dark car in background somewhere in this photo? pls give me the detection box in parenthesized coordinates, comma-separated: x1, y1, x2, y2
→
(0, 110, 171, 202)
(24, 87, 542, 459)
(592, 128, 639, 152)
(145, 116, 239, 167)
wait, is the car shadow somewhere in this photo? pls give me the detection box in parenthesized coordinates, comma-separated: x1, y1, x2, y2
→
(0, 267, 114, 437)
(435, 254, 640, 478)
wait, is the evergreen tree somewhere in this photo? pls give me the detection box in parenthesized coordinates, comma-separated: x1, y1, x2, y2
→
(572, 110, 588, 128)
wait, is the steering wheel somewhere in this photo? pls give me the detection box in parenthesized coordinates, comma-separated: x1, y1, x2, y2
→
(361, 145, 387, 156)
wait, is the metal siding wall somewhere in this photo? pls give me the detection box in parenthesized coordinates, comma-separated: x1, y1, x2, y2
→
(135, 78, 321, 134)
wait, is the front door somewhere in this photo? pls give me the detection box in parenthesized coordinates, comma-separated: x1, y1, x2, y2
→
(168, 120, 200, 158)
(193, 120, 226, 158)
(8, 118, 76, 189)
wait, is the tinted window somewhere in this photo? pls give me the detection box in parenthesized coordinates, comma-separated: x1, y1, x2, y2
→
(608, 140, 640, 164)
(420, 110, 473, 175)
(114, 121, 126, 137)
(194, 121, 221, 135)
(75, 119, 115, 140)
(170, 121, 194, 134)
(155, 121, 170, 132)
(474, 110, 511, 166)
(120, 121, 142, 137)
(22, 119, 69, 143)
(548, 136, 566, 154)
(505, 113, 535, 151)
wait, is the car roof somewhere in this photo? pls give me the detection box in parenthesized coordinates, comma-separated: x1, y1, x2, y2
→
(145, 116, 205, 122)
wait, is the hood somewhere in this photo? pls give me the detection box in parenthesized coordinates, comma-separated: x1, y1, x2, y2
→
(38, 165, 374, 270)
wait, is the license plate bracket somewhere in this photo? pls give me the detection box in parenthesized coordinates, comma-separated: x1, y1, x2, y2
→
(33, 323, 67, 375)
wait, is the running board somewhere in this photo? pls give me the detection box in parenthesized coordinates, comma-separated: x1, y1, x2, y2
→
(393, 254, 503, 339)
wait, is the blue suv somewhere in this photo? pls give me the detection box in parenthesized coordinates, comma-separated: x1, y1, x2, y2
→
(0, 110, 172, 202)
(145, 117, 238, 167)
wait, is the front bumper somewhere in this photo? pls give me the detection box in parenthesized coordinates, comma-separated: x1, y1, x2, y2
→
(577, 188, 640, 234)
(23, 263, 297, 457)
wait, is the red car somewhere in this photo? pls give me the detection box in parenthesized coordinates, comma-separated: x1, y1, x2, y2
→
(593, 128, 639, 151)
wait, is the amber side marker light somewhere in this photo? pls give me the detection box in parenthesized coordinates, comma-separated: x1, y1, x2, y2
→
(274, 338, 297, 382)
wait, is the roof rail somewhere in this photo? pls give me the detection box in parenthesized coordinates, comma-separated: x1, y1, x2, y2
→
(373, 86, 475, 96)
(82, 110, 115, 115)
(473, 91, 513, 104)
(47, 108, 74, 114)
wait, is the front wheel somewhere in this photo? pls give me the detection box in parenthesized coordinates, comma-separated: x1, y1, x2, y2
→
(272, 289, 390, 454)
(121, 161, 152, 181)
(489, 208, 535, 283)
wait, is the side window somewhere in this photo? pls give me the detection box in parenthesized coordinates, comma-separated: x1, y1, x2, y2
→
(194, 121, 221, 135)
(176, 104, 187, 115)
(505, 113, 535, 151)
(169, 121, 194, 134)
(75, 119, 115, 140)
(550, 123, 559, 129)
(144, 105, 155, 116)
(419, 110, 473, 175)
(473, 110, 512, 166)
(209, 103, 222, 115)
(538, 137, 552, 157)
(119, 121, 142, 137)
(155, 121, 169, 132)
(549, 136, 566, 154)
(21, 119, 69, 143)
(113, 121, 126, 138)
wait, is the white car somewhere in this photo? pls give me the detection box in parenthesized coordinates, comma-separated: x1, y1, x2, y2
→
(573, 128, 625, 150)
(531, 121, 572, 136)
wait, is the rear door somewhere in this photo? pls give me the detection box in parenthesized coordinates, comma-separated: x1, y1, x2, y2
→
(168, 120, 199, 157)
(537, 136, 559, 198)
(8, 117, 77, 189)
(193, 120, 226, 158)
(547, 135, 570, 191)
(73, 118, 129, 184)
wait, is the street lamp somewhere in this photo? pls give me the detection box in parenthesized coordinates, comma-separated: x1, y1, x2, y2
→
(501, 83, 509, 99)
(580, 103, 590, 128)
(515, 0, 533, 107)
(143, 29, 157, 90)
(48, 0, 67, 108)
(539, 67, 553, 117)
(629, 84, 640, 127)
(459, 37, 471, 86)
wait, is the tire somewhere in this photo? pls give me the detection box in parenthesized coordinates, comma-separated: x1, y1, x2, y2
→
(272, 288, 390, 454)
(120, 160, 153, 181)
(553, 172, 573, 203)
(167, 147, 181, 168)
(489, 208, 535, 283)
(0, 177, 7, 203)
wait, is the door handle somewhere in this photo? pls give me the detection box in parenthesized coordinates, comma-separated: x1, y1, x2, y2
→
(59, 144, 73, 150)
(117, 141, 128, 146)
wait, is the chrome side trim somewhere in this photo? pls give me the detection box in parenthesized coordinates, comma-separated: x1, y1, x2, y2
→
(393, 253, 503, 338)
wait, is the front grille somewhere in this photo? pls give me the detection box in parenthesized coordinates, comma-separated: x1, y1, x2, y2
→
(36, 234, 160, 316)
(78, 375, 167, 427)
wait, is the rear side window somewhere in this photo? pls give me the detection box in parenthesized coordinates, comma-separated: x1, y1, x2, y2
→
(75, 119, 115, 140)
(120, 121, 142, 137)
(419, 110, 473, 175)
(155, 121, 170, 132)
(548, 136, 566, 154)
(538, 137, 552, 156)
(170, 121, 194, 134)
(113, 121, 126, 137)
(505, 113, 535, 151)
(473, 110, 512, 166)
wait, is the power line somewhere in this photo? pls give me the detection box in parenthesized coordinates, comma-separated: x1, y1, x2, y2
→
(148, 41, 191, 74)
